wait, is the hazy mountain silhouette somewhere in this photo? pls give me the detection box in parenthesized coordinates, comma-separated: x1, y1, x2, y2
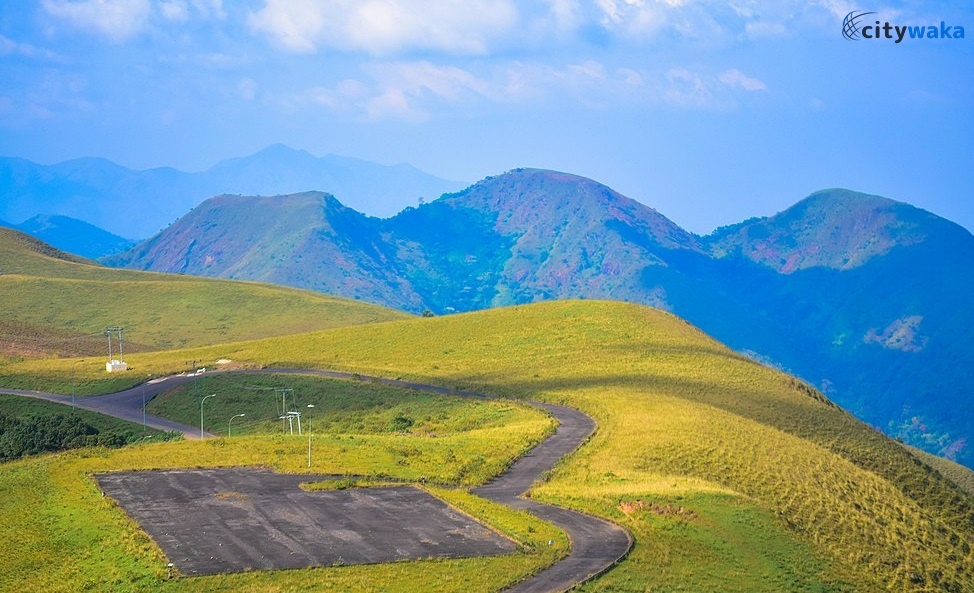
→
(0, 145, 465, 239)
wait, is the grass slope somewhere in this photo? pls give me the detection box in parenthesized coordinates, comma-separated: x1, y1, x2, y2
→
(2, 300, 972, 591)
(0, 375, 563, 593)
(0, 228, 407, 356)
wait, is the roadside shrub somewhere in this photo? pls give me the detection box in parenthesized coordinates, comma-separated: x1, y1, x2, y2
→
(0, 411, 134, 461)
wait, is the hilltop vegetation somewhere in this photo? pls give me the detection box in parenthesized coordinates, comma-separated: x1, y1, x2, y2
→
(0, 227, 407, 357)
(4, 300, 972, 591)
(106, 170, 974, 466)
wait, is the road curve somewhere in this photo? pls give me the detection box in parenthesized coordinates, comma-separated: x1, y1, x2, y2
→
(1, 373, 218, 438)
(1, 368, 632, 592)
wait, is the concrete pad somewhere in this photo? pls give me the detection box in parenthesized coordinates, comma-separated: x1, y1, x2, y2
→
(96, 468, 515, 576)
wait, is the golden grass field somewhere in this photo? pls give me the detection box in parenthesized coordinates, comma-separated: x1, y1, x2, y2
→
(0, 228, 406, 357)
(2, 226, 973, 592)
(3, 300, 974, 591)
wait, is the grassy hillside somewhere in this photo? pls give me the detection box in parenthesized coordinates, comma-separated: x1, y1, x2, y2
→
(3, 300, 972, 591)
(0, 374, 562, 593)
(0, 228, 407, 356)
(104, 173, 974, 468)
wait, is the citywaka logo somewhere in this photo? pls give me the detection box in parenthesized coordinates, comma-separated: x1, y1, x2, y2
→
(843, 10, 966, 42)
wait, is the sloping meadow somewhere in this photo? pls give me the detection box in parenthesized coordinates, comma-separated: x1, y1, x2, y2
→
(3, 300, 973, 591)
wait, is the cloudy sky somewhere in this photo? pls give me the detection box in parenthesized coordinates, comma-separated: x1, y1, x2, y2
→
(1, 1, 971, 233)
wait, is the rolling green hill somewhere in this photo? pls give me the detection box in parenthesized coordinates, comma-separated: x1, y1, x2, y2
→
(104, 171, 974, 467)
(0, 227, 408, 358)
(3, 300, 972, 591)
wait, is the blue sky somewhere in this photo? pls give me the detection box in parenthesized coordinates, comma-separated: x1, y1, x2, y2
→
(1, 0, 971, 234)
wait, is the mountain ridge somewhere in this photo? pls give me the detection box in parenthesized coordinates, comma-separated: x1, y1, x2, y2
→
(0, 145, 466, 239)
(106, 168, 974, 467)
(705, 188, 963, 272)
(0, 214, 135, 259)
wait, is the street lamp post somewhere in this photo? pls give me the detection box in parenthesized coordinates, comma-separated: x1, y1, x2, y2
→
(141, 376, 151, 431)
(228, 413, 246, 437)
(307, 404, 315, 468)
(200, 393, 216, 439)
(71, 359, 84, 410)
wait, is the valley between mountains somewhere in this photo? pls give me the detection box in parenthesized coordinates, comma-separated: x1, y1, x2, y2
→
(2, 199, 974, 591)
(104, 168, 974, 468)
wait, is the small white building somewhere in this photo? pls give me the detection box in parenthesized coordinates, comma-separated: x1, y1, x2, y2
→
(106, 359, 128, 373)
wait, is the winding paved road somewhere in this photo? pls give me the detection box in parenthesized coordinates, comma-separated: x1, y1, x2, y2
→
(1, 369, 631, 592)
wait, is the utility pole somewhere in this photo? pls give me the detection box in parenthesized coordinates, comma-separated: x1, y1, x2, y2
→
(275, 388, 293, 434)
(105, 327, 126, 371)
(307, 405, 315, 468)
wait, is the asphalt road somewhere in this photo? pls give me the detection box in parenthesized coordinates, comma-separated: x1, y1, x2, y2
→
(1, 368, 632, 592)
(1, 373, 215, 438)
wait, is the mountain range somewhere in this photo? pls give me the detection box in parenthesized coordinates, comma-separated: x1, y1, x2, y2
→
(0, 214, 135, 259)
(106, 168, 974, 466)
(0, 144, 466, 240)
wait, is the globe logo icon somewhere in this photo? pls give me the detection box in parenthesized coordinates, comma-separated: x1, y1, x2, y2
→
(843, 11, 877, 40)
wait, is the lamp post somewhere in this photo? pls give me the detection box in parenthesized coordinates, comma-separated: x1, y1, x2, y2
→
(200, 393, 216, 439)
(228, 413, 246, 437)
(307, 404, 315, 468)
(71, 359, 84, 410)
(141, 375, 151, 431)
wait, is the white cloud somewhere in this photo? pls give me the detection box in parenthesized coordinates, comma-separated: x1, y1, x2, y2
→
(0, 34, 59, 59)
(159, 1, 189, 22)
(585, 0, 851, 43)
(596, 0, 669, 37)
(190, 0, 226, 19)
(718, 68, 766, 91)
(246, 0, 326, 53)
(364, 61, 491, 119)
(743, 20, 786, 38)
(568, 60, 607, 81)
(42, 0, 153, 41)
(293, 61, 492, 121)
(816, 0, 855, 20)
(652, 66, 772, 108)
(663, 67, 712, 107)
(545, 0, 585, 32)
(289, 57, 767, 122)
(42, 0, 225, 40)
(248, 0, 519, 55)
(300, 79, 372, 114)
(238, 77, 257, 101)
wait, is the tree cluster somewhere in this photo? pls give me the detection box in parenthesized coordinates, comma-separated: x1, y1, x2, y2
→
(0, 411, 134, 461)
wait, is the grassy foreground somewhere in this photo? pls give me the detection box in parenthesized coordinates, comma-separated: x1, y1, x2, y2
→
(0, 376, 564, 593)
(2, 300, 973, 591)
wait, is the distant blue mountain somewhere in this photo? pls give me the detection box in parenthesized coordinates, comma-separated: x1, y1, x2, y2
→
(1, 215, 135, 259)
(0, 145, 466, 239)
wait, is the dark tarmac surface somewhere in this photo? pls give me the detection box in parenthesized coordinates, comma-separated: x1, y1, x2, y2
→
(10, 368, 633, 591)
(96, 468, 515, 576)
